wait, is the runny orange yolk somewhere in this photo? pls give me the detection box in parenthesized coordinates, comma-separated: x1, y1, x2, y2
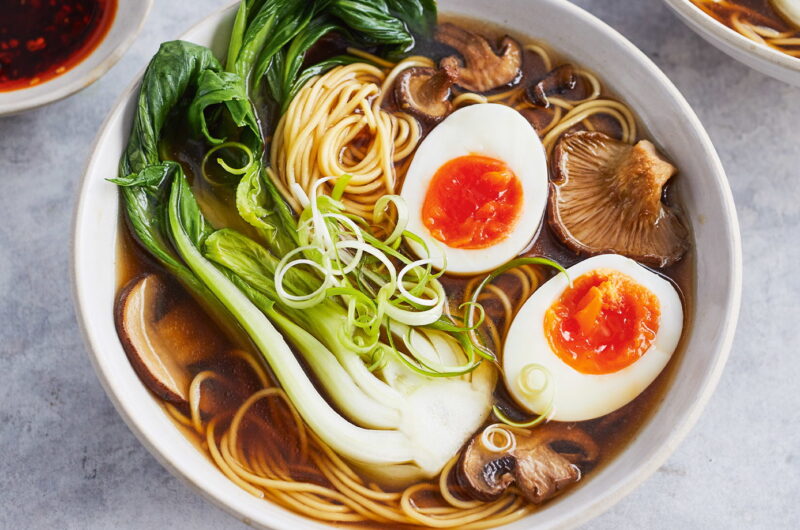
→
(421, 155, 523, 249)
(544, 269, 661, 375)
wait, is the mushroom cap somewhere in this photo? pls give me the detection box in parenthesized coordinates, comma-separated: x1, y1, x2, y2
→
(527, 64, 577, 108)
(515, 423, 598, 504)
(459, 452, 517, 501)
(457, 423, 599, 504)
(549, 131, 690, 268)
(436, 23, 523, 93)
(394, 65, 458, 123)
(114, 274, 219, 404)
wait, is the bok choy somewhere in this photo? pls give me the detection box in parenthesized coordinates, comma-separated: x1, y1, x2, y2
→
(113, 0, 496, 483)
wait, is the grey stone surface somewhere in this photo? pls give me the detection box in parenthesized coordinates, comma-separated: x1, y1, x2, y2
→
(0, 0, 797, 528)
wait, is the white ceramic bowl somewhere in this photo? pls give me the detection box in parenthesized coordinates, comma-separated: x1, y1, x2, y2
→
(72, 1, 742, 528)
(0, 0, 153, 117)
(663, 0, 800, 86)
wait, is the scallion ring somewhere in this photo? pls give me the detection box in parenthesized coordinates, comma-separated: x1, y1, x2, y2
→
(480, 424, 517, 453)
(201, 141, 254, 186)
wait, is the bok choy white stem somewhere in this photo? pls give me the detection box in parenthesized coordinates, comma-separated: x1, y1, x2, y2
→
(168, 174, 414, 463)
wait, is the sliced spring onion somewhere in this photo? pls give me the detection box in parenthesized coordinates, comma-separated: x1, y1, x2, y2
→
(331, 173, 353, 201)
(492, 404, 552, 429)
(402, 230, 447, 276)
(290, 182, 310, 209)
(480, 424, 517, 453)
(468, 257, 568, 360)
(272, 177, 465, 365)
(365, 345, 388, 372)
(201, 141, 254, 185)
(327, 215, 367, 275)
(325, 286, 381, 355)
(493, 363, 554, 429)
(518, 363, 551, 397)
(328, 287, 379, 329)
(373, 194, 409, 246)
(397, 259, 441, 307)
(383, 283, 445, 326)
(274, 246, 334, 308)
(385, 319, 458, 378)
(335, 240, 398, 289)
(307, 177, 337, 257)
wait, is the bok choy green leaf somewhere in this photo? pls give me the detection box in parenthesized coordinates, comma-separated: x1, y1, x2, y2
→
(386, 0, 438, 36)
(115, 40, 260, 341)
(227, 0, 438, 110)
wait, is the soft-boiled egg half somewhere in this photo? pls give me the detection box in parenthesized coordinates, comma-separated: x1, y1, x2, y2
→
(401, 104, 548, 274)
(504, 254, 683, 422)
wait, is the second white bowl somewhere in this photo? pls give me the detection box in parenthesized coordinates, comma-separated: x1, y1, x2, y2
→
(663, 0, 800, 86)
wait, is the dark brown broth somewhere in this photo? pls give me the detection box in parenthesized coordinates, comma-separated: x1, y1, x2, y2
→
(115, 13, 695, 524)
(691, 0, 800, 50)
(697, 0, 796, 29)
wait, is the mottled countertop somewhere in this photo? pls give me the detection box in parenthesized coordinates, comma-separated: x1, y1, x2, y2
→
(1, 0, 798, 528)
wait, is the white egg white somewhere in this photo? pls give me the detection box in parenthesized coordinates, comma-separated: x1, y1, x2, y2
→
(401, 103, 548, 275)
(503, 254, 684, 422)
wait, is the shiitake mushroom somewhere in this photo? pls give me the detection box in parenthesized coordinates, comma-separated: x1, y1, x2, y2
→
(394, 63, 459, 123)
(527, 64, 578, 108)
(114, 274, 223, 404)
(457, 423, 599, 504)
(436, 23, 523, 93)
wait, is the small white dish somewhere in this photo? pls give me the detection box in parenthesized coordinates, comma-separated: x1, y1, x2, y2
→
(0, 0, 153, 117)
(663, 0, 800, 86)
(72, 0, 742, 528)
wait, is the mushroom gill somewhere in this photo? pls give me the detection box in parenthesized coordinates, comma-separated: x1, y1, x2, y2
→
(436, 22, 523, 93)
(394, 64, 459, 123)
(457, 423, 599, 504)
(549, 131, 690, 268)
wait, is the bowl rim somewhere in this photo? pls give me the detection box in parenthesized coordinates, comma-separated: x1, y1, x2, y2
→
(71, 1, 743, 528)
(0, 0, 154, 117)
(663, 0, 800, 74)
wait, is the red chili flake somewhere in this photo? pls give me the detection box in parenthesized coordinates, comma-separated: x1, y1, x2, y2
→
(26, 37, 47, 52)
(0, 0, 117, 92)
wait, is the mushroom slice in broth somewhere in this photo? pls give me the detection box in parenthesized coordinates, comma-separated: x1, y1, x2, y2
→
(114, 274, 221, 404)
(394, 64, 459, 123)
(527, 64, 578, 108)
(457, 423, 599, 504)
(436, 22, 523, 92)
(549, 131, 689, 268)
